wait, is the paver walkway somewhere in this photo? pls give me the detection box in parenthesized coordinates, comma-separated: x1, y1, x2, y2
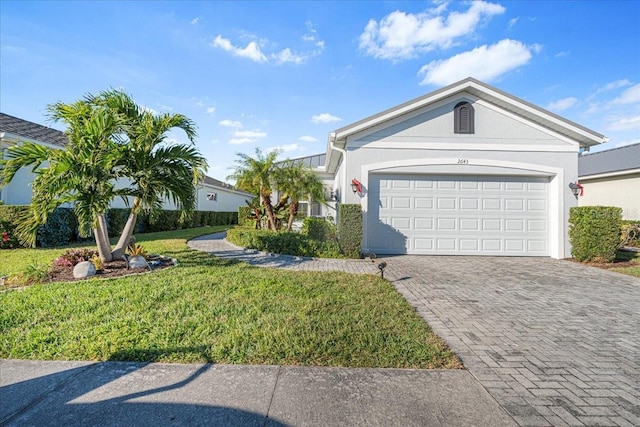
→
(190, 233, 640, 427)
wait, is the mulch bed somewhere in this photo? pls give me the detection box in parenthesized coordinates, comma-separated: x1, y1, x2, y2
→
(46, 257, 175, 283)
(566, 257, 640, 270)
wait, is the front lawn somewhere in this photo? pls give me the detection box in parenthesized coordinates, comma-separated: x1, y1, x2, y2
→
(0, 227, 460, 369)
(610, 250, 640, 278)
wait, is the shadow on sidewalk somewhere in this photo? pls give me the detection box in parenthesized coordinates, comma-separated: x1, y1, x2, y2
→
(1, 355, 288, 427)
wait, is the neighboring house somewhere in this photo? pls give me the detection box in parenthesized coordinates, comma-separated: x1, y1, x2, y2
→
(578, 143, 640, 220)
(0, 112, 252, 211)
(301, 77, 606, 259)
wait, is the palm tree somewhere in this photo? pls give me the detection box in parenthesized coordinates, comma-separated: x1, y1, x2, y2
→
(0, 101, 125, 261)
(276, 160, 326, 230)
(88, 90, 207, 259)
(228, 148, 281, 231)
(0, 90, 207, 263)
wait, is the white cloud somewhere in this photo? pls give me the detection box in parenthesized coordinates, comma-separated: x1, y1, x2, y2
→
(546, 97, 577, 112)
(311, 113, 342, 124)
(190, 17, 199, 25)
(158, 104, 173, 112)
(206, 107, 216, 116)
(599, 79, 632, 93)
(268, 143, 303, 153)
(234, 130, 267, 139)
(607, 115, 640, 131)
(611, 83, 640, 105)
(272, 48, 307, 65)
(219, 119, 243, 128)
(299, 135, 319, 142)
(359, 1, 506, 60)
(212, 35, 267, 63)
(554, 51, 570, 58)
(140, 105, 158, 115)
(229, 137, 254, 145)
(418, 39, 534, 86)
(507, 17, 519, 28)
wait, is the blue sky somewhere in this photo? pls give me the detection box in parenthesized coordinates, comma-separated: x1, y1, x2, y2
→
(1, 1, 639, 181)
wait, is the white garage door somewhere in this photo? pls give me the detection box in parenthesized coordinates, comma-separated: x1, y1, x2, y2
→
(367, 174, 549, 256)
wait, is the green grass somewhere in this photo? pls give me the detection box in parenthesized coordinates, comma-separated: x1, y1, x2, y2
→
(0, 227, 459, 368)
(610, 250, 640, 278)
(0, 226, 228, 278)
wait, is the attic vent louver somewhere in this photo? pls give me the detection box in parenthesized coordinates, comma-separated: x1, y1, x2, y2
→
(454, 102, 475, 134)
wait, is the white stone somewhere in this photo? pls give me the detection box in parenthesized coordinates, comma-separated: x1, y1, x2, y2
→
(128, 255, 148, 269)
(73, 261, 96, 279)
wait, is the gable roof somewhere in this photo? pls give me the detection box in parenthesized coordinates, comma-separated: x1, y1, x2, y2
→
(579, 142, 640, 178)
(0, 112, 68, 148)
(202, 175, 254, 197)
(329, 77, 606, 148)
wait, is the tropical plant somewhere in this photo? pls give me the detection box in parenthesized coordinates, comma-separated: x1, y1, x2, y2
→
(0, 100, 125, 261)
(87, 90, 207, 259)
(0, 90, 207, 263)
(275, 160, 326, 231)
(228, 148, 281, 231)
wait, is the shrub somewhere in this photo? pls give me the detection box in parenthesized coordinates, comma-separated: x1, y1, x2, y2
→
(53, 248, 100, 268)
(106, 209, 131, 237)
(338, 204, 363, 258)
(0, 219, 20, 249)
(302, 217, 337, 241)
(36, 208, 74, 247)
(226, 226, 345, 258)
(621, 220, 640, 247)
(0, 206, 30, 248)
(238, 206, 251, 227)
(569, 206, 622, 262)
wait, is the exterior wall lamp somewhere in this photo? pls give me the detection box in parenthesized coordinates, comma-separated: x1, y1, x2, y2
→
(568, 182, 584, 198)
(351, 178, 363, 196)
(329, 188, 339, 202)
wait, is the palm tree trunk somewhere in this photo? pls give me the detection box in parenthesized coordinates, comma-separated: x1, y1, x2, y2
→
(94, 214, 113, 262)
(262, 189, 278, 231)
(287, 200, 298, 231)
(111, 198, 141, 259)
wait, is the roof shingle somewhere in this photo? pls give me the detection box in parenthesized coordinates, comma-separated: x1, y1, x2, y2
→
(579, 143, 640, 177)
(0, 113, 68, 148)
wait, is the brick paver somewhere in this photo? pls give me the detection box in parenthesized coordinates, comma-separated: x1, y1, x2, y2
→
(189, 233, 640, 427)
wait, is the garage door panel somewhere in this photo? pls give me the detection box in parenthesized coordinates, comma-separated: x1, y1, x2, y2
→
(437, 198, 456, 209)
(415, 197, 434, 209)
(391, 197, 411, 209)
(368, 174, 549, 256)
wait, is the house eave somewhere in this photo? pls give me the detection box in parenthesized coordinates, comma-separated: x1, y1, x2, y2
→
(579, 168, 640, 181)
(330, 77, 606, 148)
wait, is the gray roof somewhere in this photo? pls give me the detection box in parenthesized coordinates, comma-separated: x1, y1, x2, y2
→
(0, 112, 68, 148)
(202, 175, 254, 196)
(579, 143, 640, 177)
(287, 153, 326, 168)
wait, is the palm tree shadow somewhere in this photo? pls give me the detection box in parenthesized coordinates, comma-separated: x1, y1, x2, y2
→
(1, 354, 289, 426)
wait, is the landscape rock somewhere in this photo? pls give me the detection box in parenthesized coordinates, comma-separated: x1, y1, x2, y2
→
(128, 255, 148, 269)
(73, 261, 96, 279)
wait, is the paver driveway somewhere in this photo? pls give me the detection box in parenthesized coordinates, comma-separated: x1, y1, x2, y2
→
(190, 234, 640, 427)
(386, 256, 640, 427)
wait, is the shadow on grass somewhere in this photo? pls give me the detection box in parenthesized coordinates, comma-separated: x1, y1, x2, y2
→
(108, 345, 215, 363)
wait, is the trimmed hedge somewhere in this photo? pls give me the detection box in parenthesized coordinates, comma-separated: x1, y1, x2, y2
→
(569, 206, 622, 262)
(226, 227, 343, 258)
(237, 206, 251, 227)
(302, 217, 337, 242)
(0, 205, 237, 249)
(338, 204, 363, 259)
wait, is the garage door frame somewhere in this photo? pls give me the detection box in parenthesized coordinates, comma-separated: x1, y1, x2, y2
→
(359, 158, 565, 258)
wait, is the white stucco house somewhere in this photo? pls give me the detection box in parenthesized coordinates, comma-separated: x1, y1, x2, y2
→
(304, 78, 606, 259)
(0, 112, 252, 211)
(578, 143, 640, 220)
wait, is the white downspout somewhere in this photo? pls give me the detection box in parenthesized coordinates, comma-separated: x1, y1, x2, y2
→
(329, 132, 348, 203)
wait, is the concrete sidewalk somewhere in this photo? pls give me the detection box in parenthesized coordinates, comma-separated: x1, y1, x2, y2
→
(1, 359, 515, 426)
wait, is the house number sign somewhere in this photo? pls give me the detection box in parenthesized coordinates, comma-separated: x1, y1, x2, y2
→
(457, 159, 469, 164)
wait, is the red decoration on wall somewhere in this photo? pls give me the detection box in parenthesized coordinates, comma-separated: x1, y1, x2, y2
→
(351, 178, 363, 195)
